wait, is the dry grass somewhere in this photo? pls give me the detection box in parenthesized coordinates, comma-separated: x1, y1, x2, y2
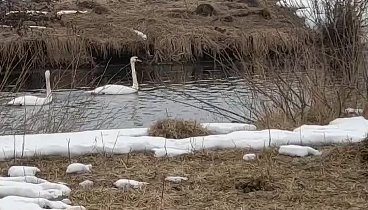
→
(0, 0, 309, 69)
(148, 118, 210, 139)
(1, 144, 368, 209)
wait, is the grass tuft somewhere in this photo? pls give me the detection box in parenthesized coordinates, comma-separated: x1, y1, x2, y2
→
(148, 118, 210, 139)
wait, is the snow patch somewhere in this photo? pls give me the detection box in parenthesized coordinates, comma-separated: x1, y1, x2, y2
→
(79, 180, 93, 189)
(29, 26, 48, 29)
(5, 10, 49, 15)
(202, 123, 256, 134)
(8, 166, 40, 177)
(242, 153, 256, 161)
(113, 179, 149, 191)
(56, 10, 88, 16)
(0, 176, 47, 184)
(0, 196, 86, 209)
(165, 176, 188, 183)
(278, 145, 322, 157)
(66, 163, 92, 174)
(345, 108, 363, 115)
(132, 29, 147, 40)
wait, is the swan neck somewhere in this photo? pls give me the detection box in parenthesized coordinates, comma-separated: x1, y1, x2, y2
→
(131, 61, 139, 90)
(46, 73, 52, 97)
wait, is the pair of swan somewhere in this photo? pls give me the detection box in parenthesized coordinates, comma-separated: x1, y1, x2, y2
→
(6, 56, 142, 106)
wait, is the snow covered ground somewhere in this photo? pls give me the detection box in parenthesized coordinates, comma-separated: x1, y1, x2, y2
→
(0, 117, 366, 159)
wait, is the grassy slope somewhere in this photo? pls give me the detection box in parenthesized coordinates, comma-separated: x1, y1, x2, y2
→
(0, 0, 307, 68)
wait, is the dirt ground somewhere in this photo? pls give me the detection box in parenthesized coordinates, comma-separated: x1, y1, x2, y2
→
(1, 143, 368, 210)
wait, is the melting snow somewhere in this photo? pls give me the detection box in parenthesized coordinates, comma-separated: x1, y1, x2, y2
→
(0, 119, 366, 159)
(132, 29, 147, 40)
(202, 123, 256, 134)
(79, 180, 93, 189)
(165, 176, 188, 183)
(242, 153, 256, 161)
(8, 166, 40, 177)
(345, 108, 363, 115)
(278, 145, 322, 157)
(66, 163, 92, 174)
(113, 179, 149, 191)
(29, 26, 48, 29)
(56, 10, 88, 16)
(0, 169, 85, 209)
(62, 198, 72, 205)
(0, 196, 86, 209)
(5, 10, 49, 15)
(0, 176, 46, 184)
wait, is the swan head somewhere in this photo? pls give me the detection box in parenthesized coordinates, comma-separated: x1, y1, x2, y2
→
(130, 56, 142, 63)
(45, 70, 50, 78)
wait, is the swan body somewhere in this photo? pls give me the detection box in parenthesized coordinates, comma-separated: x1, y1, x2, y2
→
(7, 70, 52, 106)
(89, 56, 141, 95)
(88, 84, 138, 95)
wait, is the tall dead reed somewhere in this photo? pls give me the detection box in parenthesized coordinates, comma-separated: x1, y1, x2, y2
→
(220, 0, 368, 129)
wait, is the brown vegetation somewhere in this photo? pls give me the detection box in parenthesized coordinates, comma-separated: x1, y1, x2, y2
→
(1, 143, 368, 209)
(148, 118, 210, 139)
(222, 0, 368, 130)
(0, 0, 308, 70)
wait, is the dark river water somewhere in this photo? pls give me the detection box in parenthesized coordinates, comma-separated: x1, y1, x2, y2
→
(0, 62, 257, 135)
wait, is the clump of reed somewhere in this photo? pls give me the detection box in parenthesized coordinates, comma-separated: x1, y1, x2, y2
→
(148, 118, 210, 139)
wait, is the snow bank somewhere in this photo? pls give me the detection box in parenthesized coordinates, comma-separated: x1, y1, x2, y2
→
(278, 145, 322, 157)
(0, 118, 366, 159)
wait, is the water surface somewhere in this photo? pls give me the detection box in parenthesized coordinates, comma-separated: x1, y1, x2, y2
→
(0, 63, 255, 135)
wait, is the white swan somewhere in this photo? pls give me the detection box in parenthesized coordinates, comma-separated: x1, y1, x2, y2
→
(7, 70, 52, 106)
(88, 56, 142, 95)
